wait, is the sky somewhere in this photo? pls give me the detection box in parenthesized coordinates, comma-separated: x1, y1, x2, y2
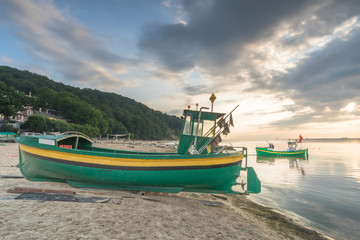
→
(0, 0, 359, 140)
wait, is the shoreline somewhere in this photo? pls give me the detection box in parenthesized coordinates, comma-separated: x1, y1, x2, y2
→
(0, 142, 329, 239)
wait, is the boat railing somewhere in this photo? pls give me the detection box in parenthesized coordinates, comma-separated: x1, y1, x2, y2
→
(196, 105, 238, 154)
(61, 131, 91, 139)
(214, 145, 230, 155)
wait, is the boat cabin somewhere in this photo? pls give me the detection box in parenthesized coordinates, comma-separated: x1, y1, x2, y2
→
(56, 133, 93, 150)
(287, 141, 298, 151)
(177, 109, 225, 154)
(20, 132, 93, 150)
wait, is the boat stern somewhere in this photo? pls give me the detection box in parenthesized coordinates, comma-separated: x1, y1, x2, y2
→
(233, 148, 261, 194)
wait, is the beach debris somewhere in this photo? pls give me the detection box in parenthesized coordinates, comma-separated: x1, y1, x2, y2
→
(116, 194, 161, 202)
(0, 175, 24, 179)
(211, 194, 227, 200)
(77, 188, 161, 202)
(201, 200, 224, 207)
(108, 198, 123, 205)
(0, 195, 19, 200)
(14, 192, 110, 203)
(7, 187, 76, 195)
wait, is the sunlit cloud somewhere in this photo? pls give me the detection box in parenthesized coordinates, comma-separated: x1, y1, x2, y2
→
(341, 102, 357, 112)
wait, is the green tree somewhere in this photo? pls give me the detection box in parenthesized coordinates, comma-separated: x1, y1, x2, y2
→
(73, 124, 100, 138)
(35, 87, 58, 109)
(0, 124, 19, 134)
(20, 115, 47, 132)
(0, 81, 29, 125)
(1, 66, 183, 139)
(20, 115, 100, 138)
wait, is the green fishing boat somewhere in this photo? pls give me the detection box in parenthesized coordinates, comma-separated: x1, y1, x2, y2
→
(0, 132, 17, 142)
(16, 105, 261, 194)
(256, 139, 308, 159)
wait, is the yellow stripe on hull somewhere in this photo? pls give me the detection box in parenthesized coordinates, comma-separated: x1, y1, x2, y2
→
(258, 149, 304, 155)
(20, 144, 243, 168)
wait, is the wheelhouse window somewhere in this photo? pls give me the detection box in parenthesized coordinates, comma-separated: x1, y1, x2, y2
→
(182, 115, 192, 135)
(192, 121, 203, 136)
(193, 120, 215, 137)
(203, 120, 215, 137)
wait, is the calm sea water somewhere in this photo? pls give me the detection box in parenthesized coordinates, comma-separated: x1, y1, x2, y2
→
(231, 140, 360, 240)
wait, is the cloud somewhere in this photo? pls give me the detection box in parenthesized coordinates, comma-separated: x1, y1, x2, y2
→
(139, 0, 360, 128)
(139, 22, 196, 72)
(138, 0, 313, 72)
(1, 0, 360, 134)
(183, 84, 208, 95)
(0, 56, 13, 65)
(0, 0, 131, 87)
(259, 20, 360, 129)
(277, 30, 360, 109)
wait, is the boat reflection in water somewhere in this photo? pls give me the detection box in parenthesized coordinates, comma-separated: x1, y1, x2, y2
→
(256, 155, 308, 175)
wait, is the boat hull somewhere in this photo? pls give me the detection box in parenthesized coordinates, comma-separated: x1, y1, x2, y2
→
(18, 143, 244, 194)
(256, 147, 308, 158)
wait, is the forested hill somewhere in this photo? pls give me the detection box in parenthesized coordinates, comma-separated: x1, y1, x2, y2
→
(0, 66, 183, 140)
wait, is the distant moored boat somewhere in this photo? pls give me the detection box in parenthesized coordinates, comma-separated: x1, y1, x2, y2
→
(0, 132, 16, 142)
(256, 137, 309, 159)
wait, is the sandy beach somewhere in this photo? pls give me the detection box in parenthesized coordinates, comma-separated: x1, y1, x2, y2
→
(0, 142, 328, 240)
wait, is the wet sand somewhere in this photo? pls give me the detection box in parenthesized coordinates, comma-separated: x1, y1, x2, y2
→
(0, 142, 329, 239)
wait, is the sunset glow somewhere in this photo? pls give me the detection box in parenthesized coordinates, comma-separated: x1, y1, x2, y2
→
(1, 0, 359, 140)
